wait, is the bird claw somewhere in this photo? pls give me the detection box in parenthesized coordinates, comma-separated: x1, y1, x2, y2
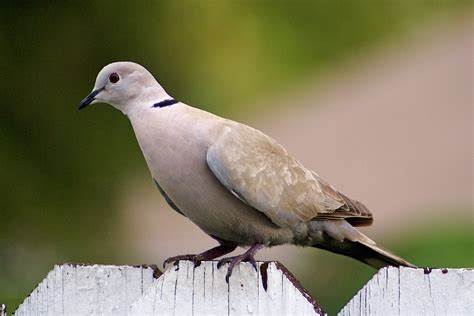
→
(217, 253, 258, 283)
(165, 244, 264, 283)
(249, 259, 259, 272)
(216, 257, 232, 269)
(163, 254, 203, 269)
(163, 244, 239, 270)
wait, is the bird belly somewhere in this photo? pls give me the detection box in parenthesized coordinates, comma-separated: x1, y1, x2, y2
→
(129, 106, 294, 246)
(136, 132, 291, 246)
(157, 156, 292, 246)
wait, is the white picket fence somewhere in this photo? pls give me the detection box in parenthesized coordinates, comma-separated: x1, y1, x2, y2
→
(6, 262, 473, 315)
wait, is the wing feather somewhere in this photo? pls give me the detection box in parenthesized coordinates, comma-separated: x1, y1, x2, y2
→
(206, 124, 373, 228)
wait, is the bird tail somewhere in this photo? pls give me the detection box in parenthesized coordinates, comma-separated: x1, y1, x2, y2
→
(356, 239, 416, 268)
(313, 233, 416, 269)
(313, 240, 416, 269)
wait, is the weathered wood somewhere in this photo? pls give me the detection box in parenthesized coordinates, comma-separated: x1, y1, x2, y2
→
(14, 263, 159, 316)
(14, 261, 323, 315)
(129, 261, 324, 315)
(338, 267, 474, 316)
(16, 262, 472, 315)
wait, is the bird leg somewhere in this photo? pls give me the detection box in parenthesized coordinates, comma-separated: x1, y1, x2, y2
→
(217, 243, 265, 283)
(163, 243, 237, 268)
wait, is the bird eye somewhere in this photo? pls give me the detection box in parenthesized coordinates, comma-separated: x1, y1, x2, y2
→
(109, 72, 120, 83)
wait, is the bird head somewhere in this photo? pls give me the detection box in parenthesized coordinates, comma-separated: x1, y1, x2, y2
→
(79, 62, 169, 114)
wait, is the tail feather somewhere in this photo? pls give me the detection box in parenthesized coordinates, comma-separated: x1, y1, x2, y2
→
(313, 238, 416, 269)
(360, 240, 416, 268)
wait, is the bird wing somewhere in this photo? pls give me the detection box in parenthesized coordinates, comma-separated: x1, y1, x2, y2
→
(206, 123, 373, 228)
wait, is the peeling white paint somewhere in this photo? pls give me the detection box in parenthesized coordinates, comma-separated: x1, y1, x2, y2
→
(338, 267, 474, 316)
(13, 263, 472, 316)
(14, 264, 157, 316)
(129, 261, 323, 316)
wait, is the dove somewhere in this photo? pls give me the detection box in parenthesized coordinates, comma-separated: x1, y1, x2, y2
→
(80, 62, 416, 282)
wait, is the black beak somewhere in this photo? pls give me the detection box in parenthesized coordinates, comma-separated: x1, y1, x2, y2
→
(79, 87, 103, 110)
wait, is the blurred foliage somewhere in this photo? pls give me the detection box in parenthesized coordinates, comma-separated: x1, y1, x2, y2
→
(0, 0, 472, 311)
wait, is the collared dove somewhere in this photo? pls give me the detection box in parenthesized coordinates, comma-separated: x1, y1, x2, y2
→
(80, 62, 416, 281)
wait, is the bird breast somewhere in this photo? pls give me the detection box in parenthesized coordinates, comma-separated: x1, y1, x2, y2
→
(127, 104, 294, 246)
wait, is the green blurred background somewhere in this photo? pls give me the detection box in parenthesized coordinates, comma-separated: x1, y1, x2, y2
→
(1, 1, 473, 314)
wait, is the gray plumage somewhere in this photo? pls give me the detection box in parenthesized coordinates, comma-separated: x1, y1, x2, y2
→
(80, 62, 415, 279)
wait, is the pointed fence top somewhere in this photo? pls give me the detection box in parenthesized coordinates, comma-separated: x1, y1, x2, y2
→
(13, 261, 324, 316)
(11, 262, 473, 315)
(338, 266, 474, 316)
